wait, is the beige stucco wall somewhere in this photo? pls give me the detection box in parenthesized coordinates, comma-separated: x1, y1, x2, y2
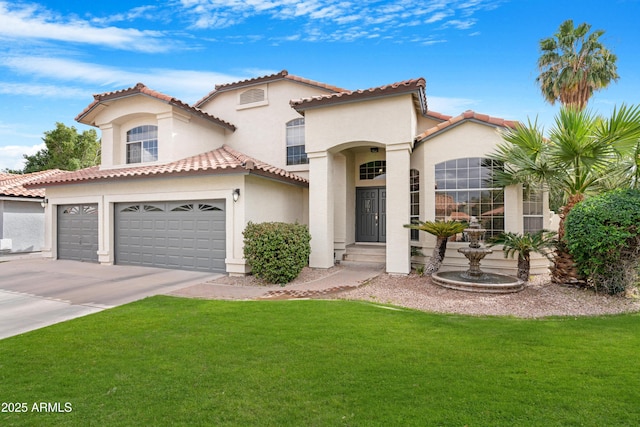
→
(411, 121, 551, 276)
(94, 96, 228, 169)
(199, 80, 337, 178)
(303, 93, 418, 274)
(305, 94, 417, 153)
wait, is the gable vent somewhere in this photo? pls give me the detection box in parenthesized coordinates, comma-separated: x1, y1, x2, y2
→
(239, 88, 265, 105)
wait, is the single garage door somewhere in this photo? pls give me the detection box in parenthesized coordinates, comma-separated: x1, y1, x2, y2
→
(57, 204, 99, 262)
(115, 200, 225, 273)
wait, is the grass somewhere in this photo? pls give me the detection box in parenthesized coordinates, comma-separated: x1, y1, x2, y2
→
(1, 297, 639, 426)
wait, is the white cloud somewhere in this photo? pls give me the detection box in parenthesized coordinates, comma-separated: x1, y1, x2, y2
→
(0, 143, 45, 171)
(0, 2, 170, 52)
(178, 0, 497, 42)
(90, 6, 159, 25)
(425, 11, 452, 24)
(0, 55, 267, 103)
(0, 82, 86, 98)
(443, 19, 476, 30)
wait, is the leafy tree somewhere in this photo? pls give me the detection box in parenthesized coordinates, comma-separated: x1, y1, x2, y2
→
(404, 220, 467, 275)
(488, 231, 557, 282)
(537, 19, 619, 110)
(489, 105, 640, 284)
(21, 122, 100, 173)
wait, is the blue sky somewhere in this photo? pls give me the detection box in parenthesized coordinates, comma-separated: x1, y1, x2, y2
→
(1, 0, 639, 171)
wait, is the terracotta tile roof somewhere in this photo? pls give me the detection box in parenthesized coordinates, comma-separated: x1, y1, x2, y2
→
(290, 78, 427, 113)
(0, 170, 66, 198)
(24, 145, 308, 188)
(76, 83, 236, 131)
(415, 110, 519, 142)
(194, 70, 347, 108)
(425, 110, 453, 121)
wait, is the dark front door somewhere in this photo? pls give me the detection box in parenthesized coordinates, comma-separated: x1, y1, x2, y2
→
(356, 187, 386, 242)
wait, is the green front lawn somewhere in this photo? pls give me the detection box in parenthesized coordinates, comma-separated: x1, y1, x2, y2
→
(1, 297, 639, 426)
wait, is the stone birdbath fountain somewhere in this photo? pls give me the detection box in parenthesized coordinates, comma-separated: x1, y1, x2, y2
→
(431, 217, 524, 293)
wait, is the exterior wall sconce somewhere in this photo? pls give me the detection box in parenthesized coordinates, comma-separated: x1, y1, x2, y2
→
(232, 188, 240, 202)
(40, 198, 48, 208)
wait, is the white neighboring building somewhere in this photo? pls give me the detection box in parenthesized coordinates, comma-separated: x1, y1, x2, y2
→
(0, 170, 65, 253)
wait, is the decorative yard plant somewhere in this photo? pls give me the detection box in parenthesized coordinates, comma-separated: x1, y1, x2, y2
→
(488, 230, 557, 282)
(565, 188, 640, 294)
(243, 221, 311, 284)
(404, 220, 467, 275)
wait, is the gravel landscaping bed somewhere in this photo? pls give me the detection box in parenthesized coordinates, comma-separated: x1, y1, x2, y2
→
(210, 266, 640, 318)
(334, 272, 640, 318)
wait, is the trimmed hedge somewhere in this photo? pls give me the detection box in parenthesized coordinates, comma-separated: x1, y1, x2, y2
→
(243, 222, 311, 284)
(565, 188, 640, 294)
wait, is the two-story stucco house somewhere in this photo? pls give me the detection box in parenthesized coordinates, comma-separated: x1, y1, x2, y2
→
(28, 70, 551, 276)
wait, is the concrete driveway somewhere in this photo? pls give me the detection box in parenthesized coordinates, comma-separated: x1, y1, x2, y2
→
(0, 257, 220, 340)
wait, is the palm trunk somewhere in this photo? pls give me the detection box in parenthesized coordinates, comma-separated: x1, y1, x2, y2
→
(517, 255, 530, 282)
(425, 237, 448, 275)
(551, 193, 585, 284)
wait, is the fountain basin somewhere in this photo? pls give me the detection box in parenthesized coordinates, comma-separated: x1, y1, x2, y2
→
(432, 270, 524, 294)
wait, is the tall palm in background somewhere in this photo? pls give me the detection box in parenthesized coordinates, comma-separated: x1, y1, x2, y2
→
(537, 19, 619, 110)
(489, 105, 640, 283)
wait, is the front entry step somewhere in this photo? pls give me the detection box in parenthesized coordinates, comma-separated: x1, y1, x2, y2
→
(341, 244, 386, 269)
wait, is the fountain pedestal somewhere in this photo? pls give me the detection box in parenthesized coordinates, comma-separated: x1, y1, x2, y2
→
(431, 218, 524, 293)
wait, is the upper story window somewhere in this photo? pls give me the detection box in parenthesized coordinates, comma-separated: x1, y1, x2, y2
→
(286, 118, 308, 165)
(435, 157, 504, 239)
(126, 125, 158, 164)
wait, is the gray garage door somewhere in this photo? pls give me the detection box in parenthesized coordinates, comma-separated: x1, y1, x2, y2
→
(115, 200, 225, 273)
(57, 204, 99, 262)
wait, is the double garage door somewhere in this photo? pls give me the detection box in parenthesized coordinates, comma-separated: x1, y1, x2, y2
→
(57, 200, 226, 273)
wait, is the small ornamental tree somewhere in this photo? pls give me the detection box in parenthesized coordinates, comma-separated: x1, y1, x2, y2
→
(404, 220, 467, 275)
(243, 222, 311, 285)
(565, 189, 640, 294)
(488, 231, 557, 282)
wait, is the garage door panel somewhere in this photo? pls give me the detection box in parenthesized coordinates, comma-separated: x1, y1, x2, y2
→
(115, 200, 226, 273)
(57, 204, 99, 263)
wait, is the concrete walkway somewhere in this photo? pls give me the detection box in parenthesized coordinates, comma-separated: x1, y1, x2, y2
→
(0, 255, 383, 340)
(168, 265, 383, 300)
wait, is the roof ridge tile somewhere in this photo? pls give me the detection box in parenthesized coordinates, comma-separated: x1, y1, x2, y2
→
(415, 110, 519, 142)
(76, 83, 236, 131)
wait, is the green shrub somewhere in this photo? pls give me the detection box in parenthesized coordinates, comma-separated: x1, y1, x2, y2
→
(243, 222, 311, 284)
(565, 189, 640, 294)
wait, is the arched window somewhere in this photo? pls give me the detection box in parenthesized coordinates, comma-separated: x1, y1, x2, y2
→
(435, 157, 504, 239)
(126, 125, 158, 164)
(359, 160, 386, 180)
(410, 169, 420, 241)
(286, 118, 307, 165)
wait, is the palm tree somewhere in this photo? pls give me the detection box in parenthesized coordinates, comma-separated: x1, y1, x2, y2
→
(537, 19, 619, 110)
(489, 104, 640, 283)
(488, 231, 557, 282)
(404, 220, 467, 275)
